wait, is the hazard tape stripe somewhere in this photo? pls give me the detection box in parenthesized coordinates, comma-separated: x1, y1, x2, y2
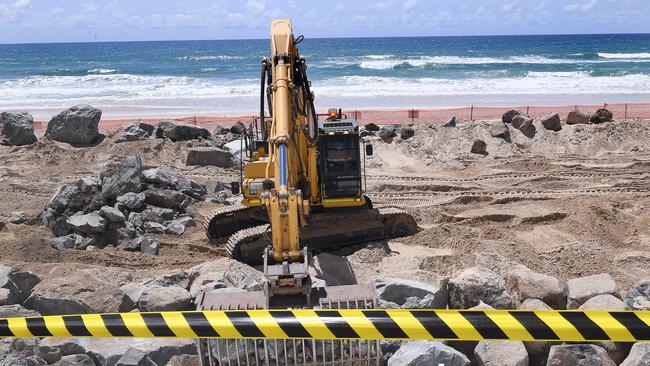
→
(1, 310, 649, 341)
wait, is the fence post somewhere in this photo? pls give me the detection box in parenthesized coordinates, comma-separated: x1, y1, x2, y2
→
(526, 106, 530, 116)
(624, 104, 628, 120)
(193, 116, 197, 125)
(470, 105, 474, 121)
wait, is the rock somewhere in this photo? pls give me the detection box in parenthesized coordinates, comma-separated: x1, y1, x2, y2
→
(116, 192, 146, 211)
(66, 212, 107, 235)
(311, 253, 357, 286)
(448, 266, 514, 309)
(101, 155, 143, 200)
(540, 113, 562, 131)
(45, 105, 102, 145)
(182, 147, 234, 167)
(212, 125, 229, 135)
(8, 338, 38, 358)
(0, 111, 38, 146)
(546, 344, 615, 366)
(379, 126, 398, 143)
(166, 217, 195, 236)
(489, 123, 510, 138)
(507, 264, 565, 309)
(566, 109, 591, 125)
(52, 234, 83, 250)
(591, 108, 614, 123)
(38, 339, 86, 356)
(374, 277, 448, 309)
(115, 348, 156, 366)
(142, 166, 207, 199)
(229, 121, 246, 134)
(117, 237, 141, 252)
(443, 116, 457, 127)
(52, 354, 94, 366)
(157, 120, 210, 141)
(115, 122, 155, 142)
(9, 211, 28, 224)
(34, 345, 61, 364)
(566, 273, 618, 309)
(144, 188, 186, 209)
(399, 126, 415, 140)
(474, 341, 528, 366)
(143, 207, 176, 221)
(470, 140, 487, 155)
(388, 340, 470, 366)
(621, 343, 650, 366)
(128, 212, 148, 229)
(625, 279, 650, 310)
(42, 181, 106, 236)
(511, 115, 533, 131)
(80, 339, 196, 366)
(98, 205, 126, 223)
(138, 286, 191, 311)
(578, 294, 626, 310)
(365, 122, 380, 131)
(0, 304, 40, 318)
(140, 238, 159, 255)
(168, 354, 200, 366)
(143, 221, 166, 234)
(0, 288, 16, 305)
(502, 109, 522, 124)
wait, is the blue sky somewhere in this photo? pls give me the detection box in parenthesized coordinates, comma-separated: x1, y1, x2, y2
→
(1, 0, 649, 43)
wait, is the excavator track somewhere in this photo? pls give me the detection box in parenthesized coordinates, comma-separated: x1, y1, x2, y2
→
(203, 204, 268, 240)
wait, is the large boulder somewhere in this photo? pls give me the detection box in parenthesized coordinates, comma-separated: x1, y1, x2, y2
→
(625, 279, 650, 310)
(45, 105, 102, 145)
(116, 192, 146, 211)
(128, 286, 191, 312)
(0, 304, 40, 318)
(101, 155, 143, 200)
(448, 267, 514, 309)
(115, 122, 155, 142)
(566, 110, 591, 125)
(157, 121, 210, 141)
(621, 343, 650, 366)
(470, 140, 487, 155)
(511, 115, 533, 131)
(388, 341, 470, 366)
(0, 111, 38, 146)
(399, 126, 415, 140)
(578, 294, 626, 310)
(566, 273, 618, 309)
(546, 344, 615, 366)
(379, 125, 398, 143)
(507, 264, 565, 309)
(540, 113, 562, 131)
(443, 116, 457, 127)
(42, 179, 106, 236)
(144, 188, 187, 209)
(590, 108, 614, 124)
(365, 122, 380, 131)
(474, 341, 528, 366)
(502, 109, 523, 124)
(142, 166, 207, 199)
(66, 212, 107, 235)
(182, 147, 234, 167)
(489, 123, 509, 138)
(374, 277, 448, 309)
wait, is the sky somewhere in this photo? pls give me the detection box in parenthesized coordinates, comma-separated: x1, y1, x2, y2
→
(1, 0, 650, 43)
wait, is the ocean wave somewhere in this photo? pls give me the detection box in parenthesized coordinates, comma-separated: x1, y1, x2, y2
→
(176, 55, 242, 61)
(598, 52, 650, 59)
(87, 68, 117, 74)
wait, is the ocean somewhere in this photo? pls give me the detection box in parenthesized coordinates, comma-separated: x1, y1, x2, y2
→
(1, 34, 650, 118)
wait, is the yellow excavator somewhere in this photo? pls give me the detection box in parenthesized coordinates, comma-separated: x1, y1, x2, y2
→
(197, 19, 416, 365)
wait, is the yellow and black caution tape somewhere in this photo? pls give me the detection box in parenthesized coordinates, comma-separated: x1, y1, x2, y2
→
(1, 309, 649, 342)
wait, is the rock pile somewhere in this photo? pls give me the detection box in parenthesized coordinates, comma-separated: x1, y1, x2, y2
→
(42, 156, 204, 254)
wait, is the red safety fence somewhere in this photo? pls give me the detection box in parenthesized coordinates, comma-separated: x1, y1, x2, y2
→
(32, 103, 650, 133)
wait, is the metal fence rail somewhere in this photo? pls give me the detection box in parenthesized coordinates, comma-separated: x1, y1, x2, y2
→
(32, 103, 650, 133)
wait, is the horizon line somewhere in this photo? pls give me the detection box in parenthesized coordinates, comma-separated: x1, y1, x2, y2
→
(2, 31, 650, 46)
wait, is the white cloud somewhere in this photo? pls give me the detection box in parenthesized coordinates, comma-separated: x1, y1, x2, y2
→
(564, 0, 598, 12)
(582, 0, 598, 11)
(81, 2, 98, 12)
(245, 0, 266, 15)
(403, 0, 417, 11)
(14, 0, 30, 9)
(501, 0, 519, 13)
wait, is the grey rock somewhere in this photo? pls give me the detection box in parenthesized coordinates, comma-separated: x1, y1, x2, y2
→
(625, 279, 650, 310)
(128, 212, 148, 229)
(546, 344, 615, 366)
(365, 122, 380, 131)
(448, 266, 514, 309)
(212, 125, 229, 135)
(143, 207, 175, 222)
(167, 354, 200, 366)
(502, 109, 523, 124)
(52, 234, 83, 250)
(116, 192, 146, 211)
(0, 111, 38, 146)
(566, 273, 618, 309)
(379, 125, 398, 143)
(591, 108, 614, 124)
(99, 206, 126, 223)
(9, 211, 28, 224)
(52, 354, 94, 366)
(443, 116, 457, 127)
(104, 223, 136, 245)
(4, 355, 47, 366)
(143, 221, 166, 234)
(388, 340, 470, 366)
(157, 120, 210, 141)
(229, 121, 246, 134)
(45, 105, 102, 145)
(621, 343, 650, 366)
(7, 271, 41, 303)
(75, 177, 101, 192)
(24, 294, 91, 315)
(470, 140, 487, 155)
(579, 294, 626, 310)
(474, 341, 528, 366)
(0, 304, 40, 318)
(34, 345, 61, 364)
(0, 288, 16, 305)
(182, 147, 234, 167)
(489, 123, 510, 138)
(115, 348, 156, 366)
(511, 115, 533, 131)
(117, 237, 142, 252)
(38, 339, 86, 356)
(507, 264, 565, 309)
(66, 212, 107, 235)
(140, 238, 159, 255)
(540, 113, 562, 131)
(399, 126, 415, 140)
(144, 188, 186, 209)
(142, 166, 206, 199)
(566, 109, 591, 125)
(138, 286, 191, 311)
(374, 277, 448, 309)
(101, 155, 143, 200)
(166, 217, 195, 236)
(311, 253, 357, 287)
(116, 122, 155, 142)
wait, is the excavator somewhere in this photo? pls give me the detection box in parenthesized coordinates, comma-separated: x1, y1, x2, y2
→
(197, 19, 417, 365)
